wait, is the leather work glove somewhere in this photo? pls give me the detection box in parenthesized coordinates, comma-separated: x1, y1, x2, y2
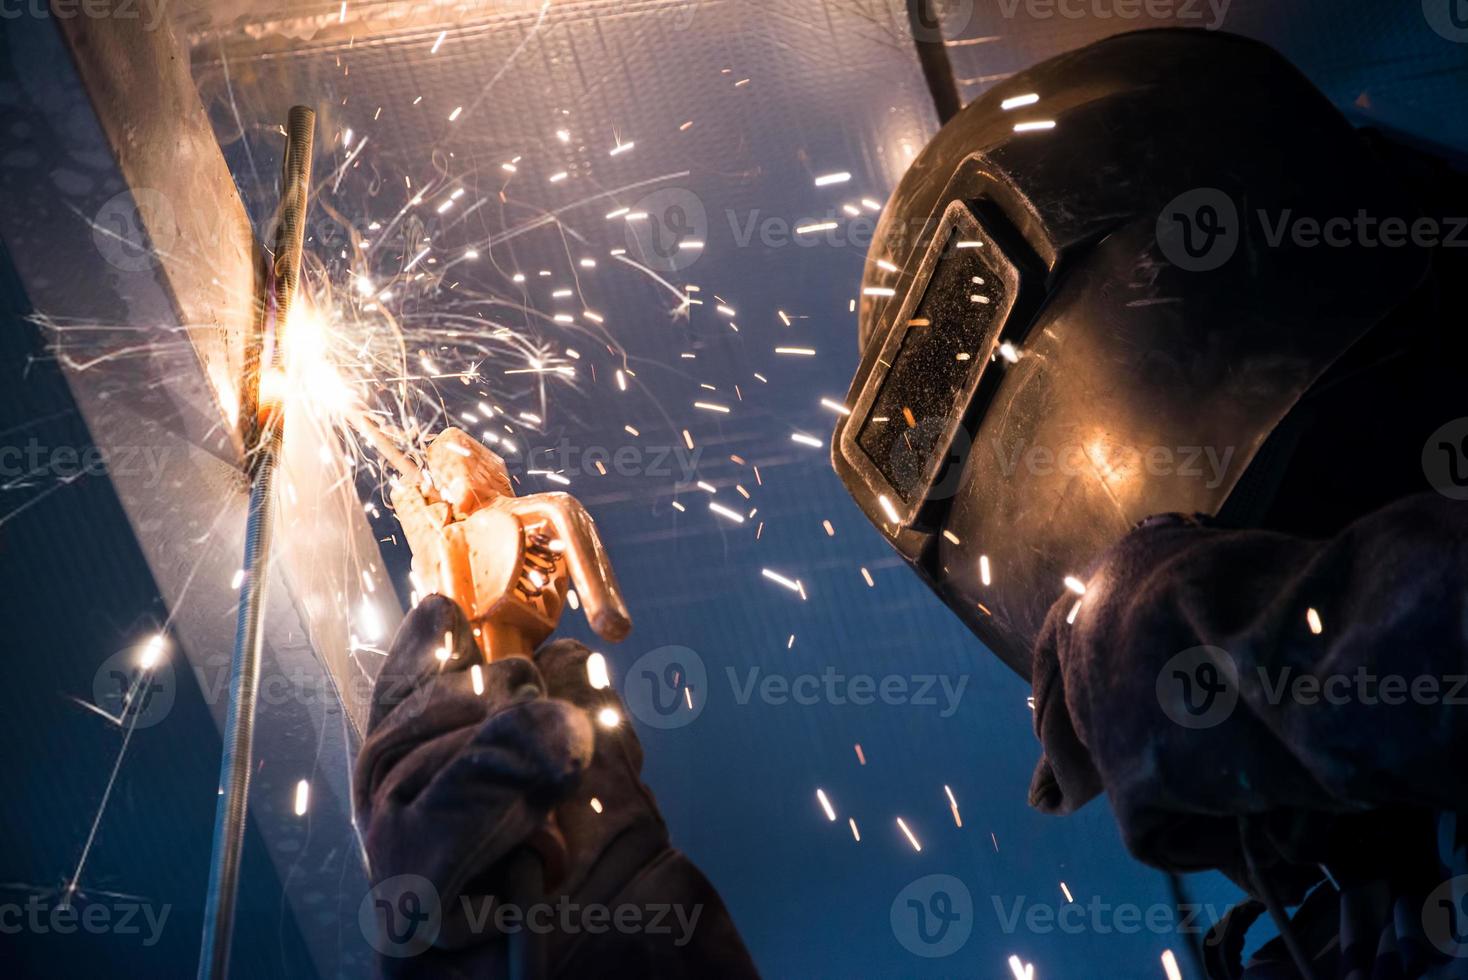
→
(353, 598, 758, 977)
(356, 427, 756, 977)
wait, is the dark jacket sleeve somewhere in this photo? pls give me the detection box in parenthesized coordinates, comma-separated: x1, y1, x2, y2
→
(354, 595, 759, 978)
(1028, 494, 1468, 889)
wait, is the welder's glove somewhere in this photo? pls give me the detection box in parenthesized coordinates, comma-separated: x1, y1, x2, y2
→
(1028, 493, 1468, 894)
(354, 596, 758, 978)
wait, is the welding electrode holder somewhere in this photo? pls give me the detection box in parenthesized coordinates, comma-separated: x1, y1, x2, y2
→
(391, 430, 630, 980)
(391, 427, 633, 662)
(198, 105, 315, 980)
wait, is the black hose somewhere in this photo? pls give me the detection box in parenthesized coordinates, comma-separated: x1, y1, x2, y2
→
(196, 105, 315, 980)
(905, 0, 962, 125)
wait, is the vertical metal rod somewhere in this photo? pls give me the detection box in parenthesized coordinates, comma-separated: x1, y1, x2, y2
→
(197, 105, 314, 980)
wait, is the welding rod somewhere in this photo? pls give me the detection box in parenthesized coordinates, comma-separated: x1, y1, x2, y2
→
(198, 105, 315, 980)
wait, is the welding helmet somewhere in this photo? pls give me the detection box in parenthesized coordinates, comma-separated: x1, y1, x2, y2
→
(833, 29, 1459, 679)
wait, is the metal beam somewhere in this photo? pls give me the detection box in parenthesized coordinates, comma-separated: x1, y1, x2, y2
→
(0, 5, 400, 976)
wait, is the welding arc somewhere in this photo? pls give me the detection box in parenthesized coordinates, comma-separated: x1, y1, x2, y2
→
(197, 105, 315, 980)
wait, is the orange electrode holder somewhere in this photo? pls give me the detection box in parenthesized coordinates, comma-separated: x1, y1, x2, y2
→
(391, 428, 633, 661)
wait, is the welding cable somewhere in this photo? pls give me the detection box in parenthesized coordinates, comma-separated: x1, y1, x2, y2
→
(905, 0, 962, 126)
(503, 849, 548, 980)
(1238, 817, 1319, 980)
(197, 105, 315, 980)
(1166, 871, 1208, 979)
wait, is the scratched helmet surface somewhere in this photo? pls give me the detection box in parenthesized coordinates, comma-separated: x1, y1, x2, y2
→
(832, 29, 1452, 678)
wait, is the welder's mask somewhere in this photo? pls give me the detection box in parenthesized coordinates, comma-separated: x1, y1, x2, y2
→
(833, 29, 1436, 679)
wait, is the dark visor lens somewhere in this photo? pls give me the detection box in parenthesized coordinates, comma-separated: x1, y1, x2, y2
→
(856, 231, 1009, 504)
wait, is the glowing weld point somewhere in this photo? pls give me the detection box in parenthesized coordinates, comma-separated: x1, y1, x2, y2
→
(877, 495, 901, 525)
(896, 817, 922, 852)
(293, 780, 310, 817)
(1001, 93, 1040, 110)
(586, 653, 611, 690)
(816, 788, 837, 821)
